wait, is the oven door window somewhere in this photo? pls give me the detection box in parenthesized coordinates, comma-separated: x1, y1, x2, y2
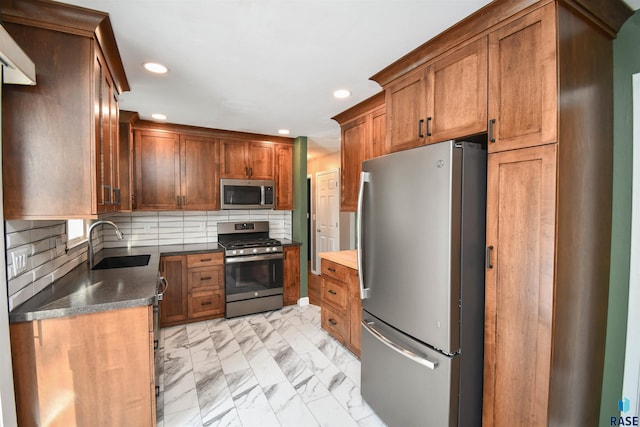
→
(224, 185, 262, 206)
(226, 258, 283, 297)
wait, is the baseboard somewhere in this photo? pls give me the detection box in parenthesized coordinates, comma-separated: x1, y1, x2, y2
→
(297, 297, 310, 307)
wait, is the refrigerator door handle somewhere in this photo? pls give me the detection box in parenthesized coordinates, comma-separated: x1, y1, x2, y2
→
(362, 320, 439, 370)
(357, 171, 371, 299)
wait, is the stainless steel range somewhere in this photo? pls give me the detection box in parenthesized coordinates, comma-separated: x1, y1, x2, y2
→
(218, 221, 283, 318)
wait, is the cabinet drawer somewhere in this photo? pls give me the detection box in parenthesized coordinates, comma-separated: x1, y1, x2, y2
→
(188, 266, 224, 291)
(321, 305, 348, 343)
(188, 290, 224, 318)
(186, 252, 223, 268)
(321, 259, 348, 282)
(322, 277, 348, 311)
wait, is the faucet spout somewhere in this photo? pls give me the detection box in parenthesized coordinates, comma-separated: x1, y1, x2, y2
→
(87, 220, 124, 268)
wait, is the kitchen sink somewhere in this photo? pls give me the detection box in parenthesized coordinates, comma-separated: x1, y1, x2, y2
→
(91, 254, 151, 270)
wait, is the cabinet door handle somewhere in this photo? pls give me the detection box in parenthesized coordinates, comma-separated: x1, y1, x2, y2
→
(113, 188, 121, 205)
(328, 289, 337, 295)
(328, 319, 337, 326)
(245, 167, 249, 176)
(201, 301, 212, 306)
(426, 117, 432, 137)
(418, 119, 425, 138)
(486, 246, 494, 269)
(489, 119, 496, 143)
(328, 267, 336, 273)
(176, 195, 181, 206)
(249, 167, 253, 177)
(201, 277, 212, 281)
(103, 184, 112, 204)
(182, 195, 186, 205)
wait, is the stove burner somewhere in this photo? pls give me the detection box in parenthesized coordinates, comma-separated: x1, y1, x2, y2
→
(220, 238, 282, 250)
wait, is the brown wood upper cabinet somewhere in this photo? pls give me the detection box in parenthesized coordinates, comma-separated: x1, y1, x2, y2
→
(95, 50, 121, 214)
(1, 0, 129, 219)
(384, 38, 487, 153)
(332, 92, 386, 211)
(134, 130, 220, 210)
(487, 5, 557, 152)
(220, 139, 275, 180)
(425, 38, 488, 143)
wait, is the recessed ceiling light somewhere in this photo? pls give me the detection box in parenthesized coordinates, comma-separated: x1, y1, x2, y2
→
(278, 129, 290, 135)
(333, 89, 351, 99)
(143, 62, 169, 74)
(151, 113, 167, 120)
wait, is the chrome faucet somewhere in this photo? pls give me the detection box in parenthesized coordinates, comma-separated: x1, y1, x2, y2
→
(88, 220, 124, 267)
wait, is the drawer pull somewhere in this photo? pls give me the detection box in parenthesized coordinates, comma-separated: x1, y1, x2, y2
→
(328, 289, 337, 295)
(328, 267, 336, 272)
(200, 258, 212, 262)
(328, 319, 337, 326)
(201, 277, 212, 281)
(201, 301, 212, 306)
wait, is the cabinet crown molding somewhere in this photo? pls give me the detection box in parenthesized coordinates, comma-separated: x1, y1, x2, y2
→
(0, 0, 130, 93)
(370, 0, 633, 87)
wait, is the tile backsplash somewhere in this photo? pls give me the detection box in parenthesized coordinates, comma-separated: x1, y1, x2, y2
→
(102, 210, 292, 248)
(4, 210, 292, 311)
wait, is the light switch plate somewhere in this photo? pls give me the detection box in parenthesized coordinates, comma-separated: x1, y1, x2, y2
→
(11, 247, 30, 276)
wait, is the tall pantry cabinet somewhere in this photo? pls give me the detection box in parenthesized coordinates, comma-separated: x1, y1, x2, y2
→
(365, 0, 633, 425)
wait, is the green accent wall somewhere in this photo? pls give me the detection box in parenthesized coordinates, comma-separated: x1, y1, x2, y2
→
(600, 10, 640, 424)
(293, 136, 308, 298)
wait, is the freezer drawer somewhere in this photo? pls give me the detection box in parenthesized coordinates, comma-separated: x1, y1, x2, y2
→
(361, 314, 460, 427)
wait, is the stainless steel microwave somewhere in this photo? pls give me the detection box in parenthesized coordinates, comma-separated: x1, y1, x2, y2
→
(220, 179, 275, 209)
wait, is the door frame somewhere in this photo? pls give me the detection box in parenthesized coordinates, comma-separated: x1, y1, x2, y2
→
(314, 168, 340, 275)
(623, 72, 640, 416)
(307, 174, 314, 272)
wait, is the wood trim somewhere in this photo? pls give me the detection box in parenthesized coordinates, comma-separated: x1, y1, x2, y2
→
(370, 0, 548, 86)
(331, 91, 385, 125)
(133, 119, 294, 145)
(558, 0, 633, 37)
(120, 110, 140, 125)
(0, 0, 130, 93)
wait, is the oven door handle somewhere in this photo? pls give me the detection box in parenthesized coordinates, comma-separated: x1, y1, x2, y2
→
(225, 253, 283, 264)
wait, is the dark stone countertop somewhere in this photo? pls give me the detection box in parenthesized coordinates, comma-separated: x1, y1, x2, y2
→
(9, 243, 224, 323)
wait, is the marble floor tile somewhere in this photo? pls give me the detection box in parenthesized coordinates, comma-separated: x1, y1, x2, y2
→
(159, 304, 388, 427)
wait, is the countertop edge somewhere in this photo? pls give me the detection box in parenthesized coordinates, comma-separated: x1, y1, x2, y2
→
(319, 250, 358, 270)
(9, 241, 299, 323)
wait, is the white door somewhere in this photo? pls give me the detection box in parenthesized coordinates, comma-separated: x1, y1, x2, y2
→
(315, 169, 340, 273)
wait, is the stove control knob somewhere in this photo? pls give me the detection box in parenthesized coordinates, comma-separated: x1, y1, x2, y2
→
(231, 250, 236, 255)
(253, 248, 258, 254)
(239, 250, 244, 255)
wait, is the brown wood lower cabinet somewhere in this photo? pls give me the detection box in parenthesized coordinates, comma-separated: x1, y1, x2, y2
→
(320, 259, 360, 356)
(160, 252, 224, 327)
(283, 246, 301, 306)
(10, 306, 156, 427)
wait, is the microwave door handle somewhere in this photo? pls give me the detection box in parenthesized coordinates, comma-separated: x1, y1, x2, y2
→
(357, 171, 371, 299)
(261, 185, 265, 206)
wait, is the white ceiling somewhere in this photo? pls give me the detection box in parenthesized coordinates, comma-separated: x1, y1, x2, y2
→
(61, 0, 637, 158)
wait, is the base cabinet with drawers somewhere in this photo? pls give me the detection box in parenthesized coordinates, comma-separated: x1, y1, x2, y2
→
(320, 258, 360, 356)
(159, 252, 225, 327)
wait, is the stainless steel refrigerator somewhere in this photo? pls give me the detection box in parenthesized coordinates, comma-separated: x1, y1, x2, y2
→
(358, 140, 486, 427)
